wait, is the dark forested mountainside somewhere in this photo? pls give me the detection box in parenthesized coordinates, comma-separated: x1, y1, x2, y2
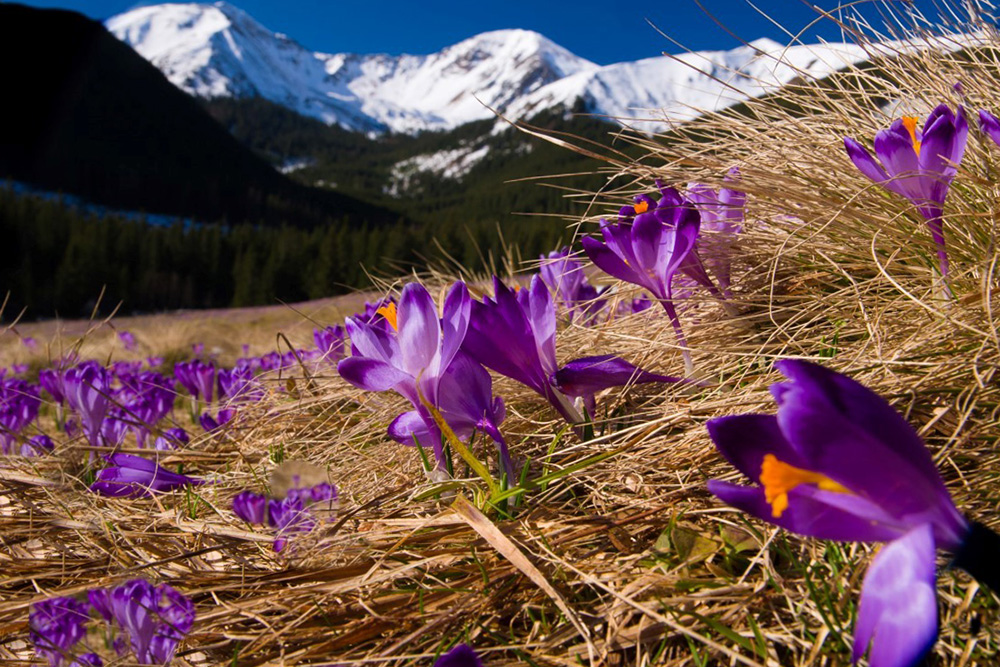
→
(0, 3, 401, 229)
(0, 188, 567, 318)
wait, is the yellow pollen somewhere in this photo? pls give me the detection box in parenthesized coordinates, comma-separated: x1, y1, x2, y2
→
(759, 454, 850, 518)
(902, 116, 922, 155)
(633, 200, 650, 214)
(376, 302, 398, 331)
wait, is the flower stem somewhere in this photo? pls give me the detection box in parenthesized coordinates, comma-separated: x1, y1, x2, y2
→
(952, 521, 1000, 595)
(660, 299, 694, 374)
(925, 215, 950, 278)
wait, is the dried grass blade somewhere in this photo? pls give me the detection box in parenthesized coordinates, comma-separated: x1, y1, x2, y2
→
(451, 494, 597, 663)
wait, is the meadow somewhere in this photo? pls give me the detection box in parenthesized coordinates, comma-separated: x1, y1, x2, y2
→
(1, 13, 1000, 667)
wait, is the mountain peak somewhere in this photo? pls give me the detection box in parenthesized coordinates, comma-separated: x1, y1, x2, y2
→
(107, 2, 867, 134)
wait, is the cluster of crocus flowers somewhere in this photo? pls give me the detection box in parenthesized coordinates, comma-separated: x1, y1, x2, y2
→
(582, 185, 727, 373)
(233, 480, 337, 552)
(0, 375, 42, 454)
(707, 360, 999, 666)
(844, 104, 968, 278)
(29, 581, 194, 666)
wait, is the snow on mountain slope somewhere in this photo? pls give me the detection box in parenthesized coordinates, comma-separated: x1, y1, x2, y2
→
(107, 2, 869, 135)
(505, 38, 873, 131)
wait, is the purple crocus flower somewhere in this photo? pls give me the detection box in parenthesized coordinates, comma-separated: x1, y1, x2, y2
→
(118, 331, 137, 351)
(199, 408, 234, 433)
(62, 364, 112, 450)
(314, 325, 346, 367)
(152, 427, 189, 451)
(434, 644, 482, 667)
(0, 377, 42, 454)
(90, 453, 202, 497)
(268, 496, 315, 553)
(582, 190, 703, 372)
(539, 247, 605, 323)
(233, 490, 268, 524)
(104, 580, 194, 665)
(39, 369, 66, 404)
(979, 109, 1000, 147)
(23, 336, 38, 350)
(463, 276, 681, 424)
(173, 360, 216, 404)
(70, 654, 102, 667)
(217, 365, 260, 403)
(29, 596, 91, 667)
(706, 360, 999, 667)
(338, 282, 471, 468)
(844, 104, 968, 277)
(388, 351, 513, 481)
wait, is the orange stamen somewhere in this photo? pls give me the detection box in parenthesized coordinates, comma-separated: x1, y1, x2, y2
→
(902, 116, 922, 155)
(759, 454, 850, 518)
(633, 200, 650, 214)
(376, 302, 398, 331)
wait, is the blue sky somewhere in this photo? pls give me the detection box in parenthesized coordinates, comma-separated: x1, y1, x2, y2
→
(15, 0, 964, 64)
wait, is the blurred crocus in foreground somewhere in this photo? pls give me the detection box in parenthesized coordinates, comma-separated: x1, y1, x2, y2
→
(90, 453, 203, 497)
(844, 104, 968, 277)
(707, 360, 999, 667)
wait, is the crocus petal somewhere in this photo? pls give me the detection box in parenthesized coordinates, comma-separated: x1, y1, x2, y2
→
(706, 413, 808, 480)
(707, 480, 901, 543)
(555, 354, 682, 399)
(397, 283, 442, 378)
(852, 524, 938, 667)
(387, 410, 433, 445)
(845, 137, 894, 187)
(582, 235, 644, 289)
(527, 276, 558, 376)
(979, 109, 1000, 147)
(344, 316, 398, 365)
(438, 281, 471, 376)
(337, 357, 412, 394)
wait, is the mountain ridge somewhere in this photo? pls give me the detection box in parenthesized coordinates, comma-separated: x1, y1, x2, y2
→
(107, 1, 873, 134)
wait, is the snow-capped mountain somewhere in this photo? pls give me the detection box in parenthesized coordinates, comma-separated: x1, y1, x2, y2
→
(107, 2, 870, 134)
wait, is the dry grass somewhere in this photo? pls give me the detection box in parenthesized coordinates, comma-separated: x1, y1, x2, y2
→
(4, 5, 1000, 666)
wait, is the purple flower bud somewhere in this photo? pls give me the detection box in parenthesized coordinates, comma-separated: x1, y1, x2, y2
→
(173, 360, 216, 403)
(233, 491, 268, 524)
(90, 453, 202, 498)
(62, 364, 112, 448)
(39, 369, 65, 404)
